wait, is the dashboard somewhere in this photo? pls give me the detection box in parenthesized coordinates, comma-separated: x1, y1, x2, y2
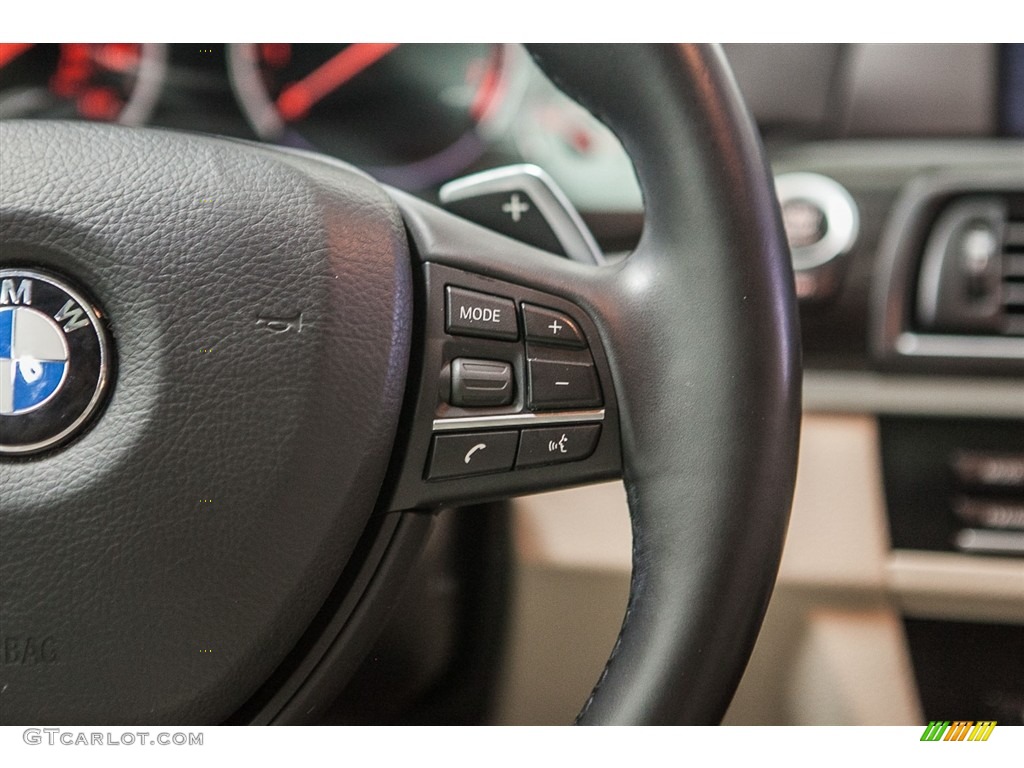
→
(2, 43, 1020, 248)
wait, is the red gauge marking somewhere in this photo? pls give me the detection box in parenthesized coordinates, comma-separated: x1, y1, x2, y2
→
(49, 44, 91, 98)
(275, 43, 399, 122)
(77, 87, 123, 121)
(469, 47, 504, 123)
(260, 43, 291, 70)
(0, 43, 34, 69)
(95, 43, 140, 73)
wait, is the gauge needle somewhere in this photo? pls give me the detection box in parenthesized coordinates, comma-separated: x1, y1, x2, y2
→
(0, 43, 35, 70)
(276, 43, 399, 122)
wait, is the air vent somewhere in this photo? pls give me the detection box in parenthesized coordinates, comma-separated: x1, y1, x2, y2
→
(1004, 218, 1024, 335)
(873, 166, 1024, 369)
(881, 417, 1024, 559)
(916, 195, 1024, 338)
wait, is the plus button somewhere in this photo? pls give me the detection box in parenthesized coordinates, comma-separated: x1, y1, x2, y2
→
(501, 193, 530, 223)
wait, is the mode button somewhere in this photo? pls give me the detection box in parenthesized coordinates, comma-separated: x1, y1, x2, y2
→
(446, 286, 518, 341)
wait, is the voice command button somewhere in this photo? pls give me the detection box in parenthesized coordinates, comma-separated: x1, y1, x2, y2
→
(516, 424, 601, 468)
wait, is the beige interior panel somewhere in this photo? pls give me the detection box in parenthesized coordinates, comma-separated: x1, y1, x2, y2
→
(493, 414, 948, 724)
(724, 602, 921, 725)
(492, 565, 629, 725)
(492, 481, 630, 725)
(511, 481, 631, 572)
(889, 550, 1024, 624)
(775, 414, 890, 591)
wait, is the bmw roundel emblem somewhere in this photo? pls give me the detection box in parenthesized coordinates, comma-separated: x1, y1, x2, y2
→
(0, 268, 112, 455)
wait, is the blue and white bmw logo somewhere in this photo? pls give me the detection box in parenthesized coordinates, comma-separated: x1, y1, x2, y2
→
(0, 269, 112, 455)
(0, 304, 70, 415)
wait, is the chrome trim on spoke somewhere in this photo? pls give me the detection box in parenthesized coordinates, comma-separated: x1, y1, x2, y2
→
(432, 408, 605, 432)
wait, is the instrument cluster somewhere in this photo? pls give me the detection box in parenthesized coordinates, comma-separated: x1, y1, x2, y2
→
(0, 42, 643, 227)
(0, 43, 562, 192)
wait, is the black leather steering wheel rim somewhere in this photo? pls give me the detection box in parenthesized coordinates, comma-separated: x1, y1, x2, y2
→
(0, 43, 798, 726)
(534, 45, 800, 724)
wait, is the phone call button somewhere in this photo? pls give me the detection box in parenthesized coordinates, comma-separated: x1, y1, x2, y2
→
(427, 430, 519, 480)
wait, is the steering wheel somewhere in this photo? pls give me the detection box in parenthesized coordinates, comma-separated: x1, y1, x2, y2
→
(0, 44, 799, 725)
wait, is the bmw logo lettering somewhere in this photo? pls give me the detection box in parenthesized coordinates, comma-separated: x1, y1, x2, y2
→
(0, 269, 112, 455)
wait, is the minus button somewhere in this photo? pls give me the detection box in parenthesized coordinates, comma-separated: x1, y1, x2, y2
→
(527, 358, 603, 409)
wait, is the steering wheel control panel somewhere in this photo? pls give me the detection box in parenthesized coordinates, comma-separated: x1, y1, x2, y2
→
(385, 263, 621, 511)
